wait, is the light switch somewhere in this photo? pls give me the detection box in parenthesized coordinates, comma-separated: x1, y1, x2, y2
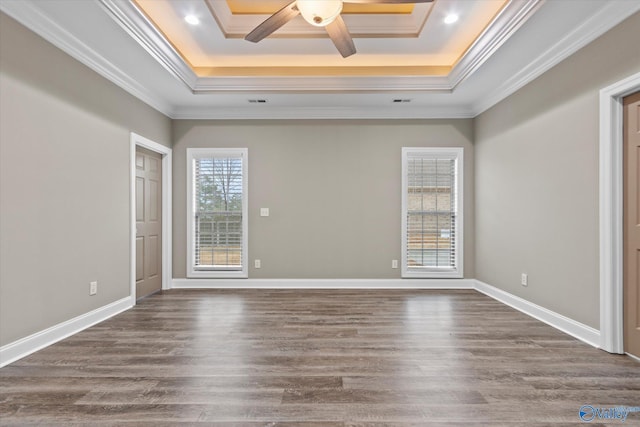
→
(260, 208, 269, 217)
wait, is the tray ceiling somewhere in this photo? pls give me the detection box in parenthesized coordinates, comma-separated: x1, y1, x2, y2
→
(1, 0, 638, 119)
(132, 0, 508, 76)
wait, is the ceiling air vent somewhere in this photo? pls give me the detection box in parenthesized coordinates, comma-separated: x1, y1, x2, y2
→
(393, 99, 411, 103)
(248, 99, 267, 104)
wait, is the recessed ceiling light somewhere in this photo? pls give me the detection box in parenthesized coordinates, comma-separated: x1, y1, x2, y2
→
(444, 13, 459, 25)
(184, 15, 200, 26)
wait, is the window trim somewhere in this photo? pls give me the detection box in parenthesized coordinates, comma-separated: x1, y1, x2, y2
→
(186, 148, 248, 279)
(401, 147, 464, 279)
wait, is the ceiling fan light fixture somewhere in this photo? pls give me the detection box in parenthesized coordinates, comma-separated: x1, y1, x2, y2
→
(296, 0, 343, 27)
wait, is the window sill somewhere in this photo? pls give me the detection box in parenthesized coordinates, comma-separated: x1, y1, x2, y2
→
(187, 270, 248, 279)
(402, 269, 463, 279)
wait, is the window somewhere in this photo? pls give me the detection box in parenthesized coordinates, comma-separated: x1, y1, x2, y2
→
(402, 147, 463, 278)
(187, 148, 248, 278)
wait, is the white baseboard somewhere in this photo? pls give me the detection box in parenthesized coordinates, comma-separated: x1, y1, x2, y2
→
(171, 278, 475, 289)
(0, 296, 133, 368)
(474, 280, 600, 348)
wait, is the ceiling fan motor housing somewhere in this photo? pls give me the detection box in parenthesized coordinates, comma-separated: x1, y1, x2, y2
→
(297, 0, 343, 27)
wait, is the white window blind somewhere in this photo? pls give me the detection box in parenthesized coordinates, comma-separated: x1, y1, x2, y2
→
(187, 148, 248, 278)
(402, 148, 463, 278)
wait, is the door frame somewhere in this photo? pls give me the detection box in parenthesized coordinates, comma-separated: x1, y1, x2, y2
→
(599, 71, 640, 353)
(130, 132, 172, 303)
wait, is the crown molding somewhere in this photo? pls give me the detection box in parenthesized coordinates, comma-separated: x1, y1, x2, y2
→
(471, 0, 640, 116)
(98, 0, 198, 89)
(448, 0, 543, 90)
(170, 105, 475, 120)
(192, 75, 452, 93)
(0, 0, 174, 117)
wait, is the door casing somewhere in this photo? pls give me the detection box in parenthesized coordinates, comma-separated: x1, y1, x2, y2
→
(130, 132, 172, 303)
(599, 72, 640, 353)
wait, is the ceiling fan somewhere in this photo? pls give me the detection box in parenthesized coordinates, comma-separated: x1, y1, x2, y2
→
(245, 0, 434, 58)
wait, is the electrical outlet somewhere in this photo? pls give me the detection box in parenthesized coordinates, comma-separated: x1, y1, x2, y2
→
(255, 259, 261, 269)
(521, 273, 528, 287)
(392, 260, 398, 269)
(89, 281, 98, 295)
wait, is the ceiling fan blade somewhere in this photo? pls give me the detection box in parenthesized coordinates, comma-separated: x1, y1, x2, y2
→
(325, 15, 356, 58)
(245, 1, 300, 43)
(344, 0, 433, 3)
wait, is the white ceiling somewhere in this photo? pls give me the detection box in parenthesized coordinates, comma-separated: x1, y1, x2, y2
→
(1, 0, 639, 119)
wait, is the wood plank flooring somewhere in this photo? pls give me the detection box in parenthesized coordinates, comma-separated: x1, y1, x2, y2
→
(1, 289, 639, 425)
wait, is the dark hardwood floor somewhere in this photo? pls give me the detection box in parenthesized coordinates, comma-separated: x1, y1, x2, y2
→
(1, 289, 638, 425)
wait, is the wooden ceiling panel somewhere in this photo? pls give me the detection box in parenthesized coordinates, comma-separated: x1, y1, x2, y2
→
(226, 1, 414, 15)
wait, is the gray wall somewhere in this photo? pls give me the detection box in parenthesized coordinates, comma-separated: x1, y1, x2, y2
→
(0, 14, 172, 346)
(173, 120, 475, 279)
(4, 5, 637, 348)
(474, 11, 640, 329)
